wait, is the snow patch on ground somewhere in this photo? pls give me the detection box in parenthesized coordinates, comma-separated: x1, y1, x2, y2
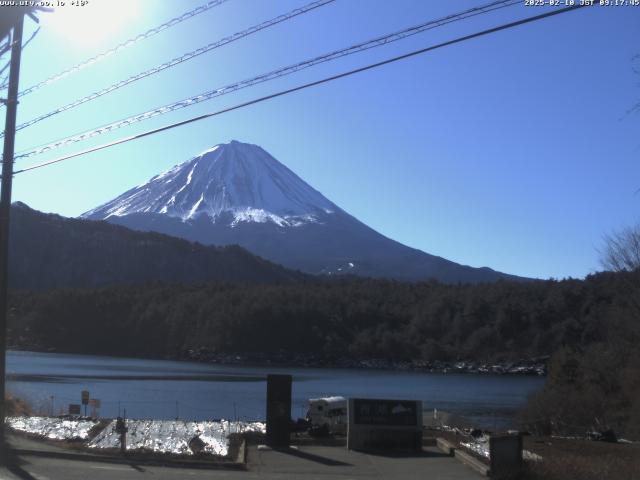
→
(89, 419, 265, 456)
(7, 416, 98, 440)
(461, 439, 489, 458)
(186, 194, 204, 220)
(8, 416, 266, 457)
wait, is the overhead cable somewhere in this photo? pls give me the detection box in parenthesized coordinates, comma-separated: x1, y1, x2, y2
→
(13, 3, 591, 176)
(8, 0, 335, 134)
(17, 0, 231, 98)
(15, 0, 519, 160)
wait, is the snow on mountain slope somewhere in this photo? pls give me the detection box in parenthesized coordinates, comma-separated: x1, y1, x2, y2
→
(83, 140, 525, 283)
(83, 140, 337, 228)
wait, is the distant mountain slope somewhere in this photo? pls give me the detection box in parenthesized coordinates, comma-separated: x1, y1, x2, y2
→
(83, 140, 524, 283)
(9, 202, 305, 290)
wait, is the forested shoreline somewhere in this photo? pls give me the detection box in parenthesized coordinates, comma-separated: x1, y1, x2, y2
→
(7, 269, 639, 437)
(6, 270, 637, 363)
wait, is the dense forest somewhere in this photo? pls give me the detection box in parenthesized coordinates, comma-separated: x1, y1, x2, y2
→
(5, 269, 636, 362)
(8, 269, 639, 436)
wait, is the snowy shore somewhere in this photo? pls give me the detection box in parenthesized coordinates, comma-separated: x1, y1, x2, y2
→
(7, 416, 265, 457)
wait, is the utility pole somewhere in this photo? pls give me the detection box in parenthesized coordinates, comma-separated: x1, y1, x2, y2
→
(0, 10, 24, 457)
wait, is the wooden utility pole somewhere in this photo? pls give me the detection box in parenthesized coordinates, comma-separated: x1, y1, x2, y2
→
(0, 10, 24, 456)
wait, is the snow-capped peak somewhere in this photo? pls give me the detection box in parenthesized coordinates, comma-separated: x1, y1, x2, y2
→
(82, 140, 337, 227)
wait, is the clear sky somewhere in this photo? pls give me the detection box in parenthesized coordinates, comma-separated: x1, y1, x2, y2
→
(3, 0, 639, 280)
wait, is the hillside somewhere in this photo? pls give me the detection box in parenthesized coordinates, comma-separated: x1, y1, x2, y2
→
(8, 202, 306, 290)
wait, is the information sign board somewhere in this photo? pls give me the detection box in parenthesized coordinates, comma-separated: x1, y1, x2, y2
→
(347, 398, 422, 451)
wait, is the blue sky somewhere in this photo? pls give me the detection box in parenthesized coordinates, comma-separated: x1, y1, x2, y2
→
(3, 0, 639, 280)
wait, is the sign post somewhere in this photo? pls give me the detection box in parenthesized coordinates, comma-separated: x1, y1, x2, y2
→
(115, 416, 128, 454)
(81, 390, 89, 417)
(89, 398, 101, 418)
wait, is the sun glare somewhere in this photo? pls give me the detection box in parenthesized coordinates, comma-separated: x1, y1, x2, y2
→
(41, 0, 141, 48)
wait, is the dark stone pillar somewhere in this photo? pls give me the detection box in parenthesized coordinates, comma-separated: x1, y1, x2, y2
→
(266, 374, 292, 448)
(489, 434, 523, 477)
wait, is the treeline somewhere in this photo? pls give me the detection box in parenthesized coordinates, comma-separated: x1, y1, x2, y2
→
(7, 270, 639, 363)
(8, 270, 640, 436)
(519, 280, 640, 438)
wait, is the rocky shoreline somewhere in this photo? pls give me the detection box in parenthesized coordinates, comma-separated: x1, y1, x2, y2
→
(179, 349, 548, 376)
(9, 345, 547, 375)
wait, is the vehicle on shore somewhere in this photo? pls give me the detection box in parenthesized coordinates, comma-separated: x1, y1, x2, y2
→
(307, 396, 347, 435)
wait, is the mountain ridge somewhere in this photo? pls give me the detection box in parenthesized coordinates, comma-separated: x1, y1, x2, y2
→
(9, 202, 306, 290)
(83, 140, 338, 228)
(82, 140, 526, 283)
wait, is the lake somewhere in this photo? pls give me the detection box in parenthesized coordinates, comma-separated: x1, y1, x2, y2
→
(6, 350, 545, 429)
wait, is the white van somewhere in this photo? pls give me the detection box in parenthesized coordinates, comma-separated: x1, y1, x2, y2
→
(307, 396, 347, 435)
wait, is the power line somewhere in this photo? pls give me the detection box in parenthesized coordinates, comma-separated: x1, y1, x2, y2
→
(0, 32, 14, 81)
(0, 38, 10, 58)
(0, 27, 39, 92)
(15, 0, 519, 160)
(13, 3, 591, 176)
(17, 0, 231, 98)
(8, 0, 335, 135)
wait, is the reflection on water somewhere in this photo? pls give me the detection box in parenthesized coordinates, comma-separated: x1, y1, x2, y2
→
(7, 351, 545, 429)
(7, 373, 267, 382)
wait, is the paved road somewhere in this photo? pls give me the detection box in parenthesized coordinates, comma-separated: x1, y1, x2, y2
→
(1, 437, 481, 479)
(248, 444, 481, 479)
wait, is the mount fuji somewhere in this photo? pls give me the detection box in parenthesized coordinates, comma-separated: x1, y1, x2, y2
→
(82, 140, 520, 283)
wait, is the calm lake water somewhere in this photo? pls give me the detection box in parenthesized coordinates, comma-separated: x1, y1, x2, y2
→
(6, 351, 545, 429)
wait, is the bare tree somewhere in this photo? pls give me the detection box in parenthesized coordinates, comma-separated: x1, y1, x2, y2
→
(600, 223, 640, 272)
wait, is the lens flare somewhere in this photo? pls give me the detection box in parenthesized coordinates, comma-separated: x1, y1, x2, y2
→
(41, 0, 141, 48)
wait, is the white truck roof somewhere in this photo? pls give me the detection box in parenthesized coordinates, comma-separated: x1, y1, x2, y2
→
(308, 396, 347, 405)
